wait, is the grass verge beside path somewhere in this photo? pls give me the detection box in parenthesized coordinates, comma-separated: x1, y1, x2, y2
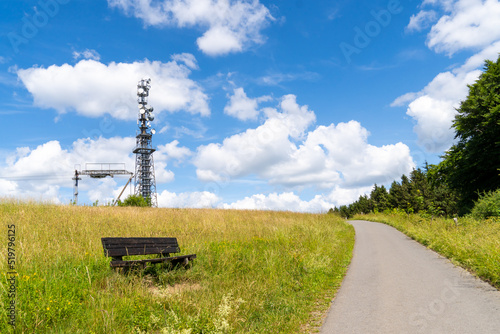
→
(355, 212, 500, 289)
(1, 202, 354, 333)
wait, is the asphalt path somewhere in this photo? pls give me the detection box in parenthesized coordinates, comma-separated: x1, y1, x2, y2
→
(320, 220, 500, 334)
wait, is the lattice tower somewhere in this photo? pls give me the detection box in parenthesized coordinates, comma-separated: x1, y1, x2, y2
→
(133, 78, 157, 207)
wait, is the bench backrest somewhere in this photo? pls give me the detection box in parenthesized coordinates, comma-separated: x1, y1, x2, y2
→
(101, 237, 180, 257)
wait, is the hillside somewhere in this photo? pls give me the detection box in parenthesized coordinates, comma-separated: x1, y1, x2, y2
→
(1, 202, 354, 333)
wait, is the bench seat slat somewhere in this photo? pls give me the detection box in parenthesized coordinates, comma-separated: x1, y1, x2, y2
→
(110, 254, 197, 268)
(102, 243, 178, 249)
(105, 246, 180, 257)
(101, 237, 178, 245)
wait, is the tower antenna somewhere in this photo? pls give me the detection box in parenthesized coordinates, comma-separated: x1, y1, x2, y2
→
(133, 78, 158, 207)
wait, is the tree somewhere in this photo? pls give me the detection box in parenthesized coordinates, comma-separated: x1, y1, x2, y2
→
(370, 184, 390, 212)
(339, 205, 352, 219)
(356, 195, 372, 214)
(436, 56, 500, 213)
(426, 164, 460, 216)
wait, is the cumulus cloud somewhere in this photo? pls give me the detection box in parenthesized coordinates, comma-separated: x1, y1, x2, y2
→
(195, 94, 414, 190)
(157, 185, 376, 212)
(0, 137, 174, 203)
(0, 179, 18, 197)
(224, 87, 271, 121)
(305, 122, 414, 187)
(395, 66, 484, 152)
(107, 0, 274, 56)
(157, 190, 220, 208)
(195, 94, 316, 181)
(17, 56, 209, 120)
(220, 184, 376, 212)
(423, 0, 500, 55)
(324, 185, 375, 208)
(156, 140, 192, 163)
(154, 187, 376, 212)
(396, 1, 500, 152)
(221, 192, 332, 212)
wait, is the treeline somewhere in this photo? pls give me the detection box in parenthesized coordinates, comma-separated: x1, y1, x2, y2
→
(332, 166, 459, 219)
(333, 55, 500, 219)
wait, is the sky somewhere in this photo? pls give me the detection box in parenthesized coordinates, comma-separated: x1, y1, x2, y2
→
(1, 0, 499, 211)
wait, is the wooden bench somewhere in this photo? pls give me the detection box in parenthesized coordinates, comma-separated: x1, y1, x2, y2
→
(101, 237, 196, 269)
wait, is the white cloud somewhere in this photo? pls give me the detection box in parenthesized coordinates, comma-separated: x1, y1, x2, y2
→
(195, 94, 414, 190)
(198, 25, 243, 56)
(158, 188, 361, 212)
(224, 87, 271, 121)
(156, 140, 192, 163)
(396, 1, 500, 152)
(0, 179, 19, 197)
(0, 136, 174, 203)
(157, 190, 220, 208)
(224, 87, 259, 120)
(170, 53, 198, 70)
(87, 177, 120, 204)
(221, 185, 376, 212)
(72, 49, 101, 61)
(397, 68, 482, 152)
(425, 0, 500, 55)
(391, 92, 422, 107)
(422, 0, 454, 11)
(458, 40, 500, 72)
(324, 185, 375, 208)
(406, 96, 457, 152)
(221, 192, 332, 212)
(17, 57, 209, 120)
(108, 0, 274, 56)
(153, 161, 176, 183)
(195, 94, 316, 182)
(298, 121, 414, 188)
(407, 10, 437, 32)
(72, 137, 136, 164)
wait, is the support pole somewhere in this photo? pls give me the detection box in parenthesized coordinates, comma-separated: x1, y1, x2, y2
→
(72, 170, 81, 205)
(113, 174, 134, 206)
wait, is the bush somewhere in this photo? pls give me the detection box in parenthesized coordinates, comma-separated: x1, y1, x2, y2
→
(117, 194, 150, 207)
(471, 189, 500, 219)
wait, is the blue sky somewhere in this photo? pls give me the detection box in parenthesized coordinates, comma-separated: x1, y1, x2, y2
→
(1, 0, 499, 211)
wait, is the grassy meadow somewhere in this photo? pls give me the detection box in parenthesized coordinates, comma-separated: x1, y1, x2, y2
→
(1, 201, 354, 333)
(356, 212, 500, 289)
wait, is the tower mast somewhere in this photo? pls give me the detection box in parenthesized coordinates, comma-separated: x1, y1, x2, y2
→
(133, 78, 157, 207)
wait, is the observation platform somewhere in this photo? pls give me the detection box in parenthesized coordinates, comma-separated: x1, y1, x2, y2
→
(75, 163, 133, 179)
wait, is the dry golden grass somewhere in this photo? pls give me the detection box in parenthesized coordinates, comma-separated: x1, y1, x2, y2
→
(1, 202, 354, 333)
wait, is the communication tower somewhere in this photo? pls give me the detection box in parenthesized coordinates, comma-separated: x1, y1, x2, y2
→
(133, 78, 158, 207)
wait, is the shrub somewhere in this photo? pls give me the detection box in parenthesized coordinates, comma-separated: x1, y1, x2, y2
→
(117, 194, 150, 207)
(471, 189, 500, 219)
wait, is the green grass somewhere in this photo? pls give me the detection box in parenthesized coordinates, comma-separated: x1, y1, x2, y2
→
(355, 211, 500, 289)
(1, 202, 354, 333)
